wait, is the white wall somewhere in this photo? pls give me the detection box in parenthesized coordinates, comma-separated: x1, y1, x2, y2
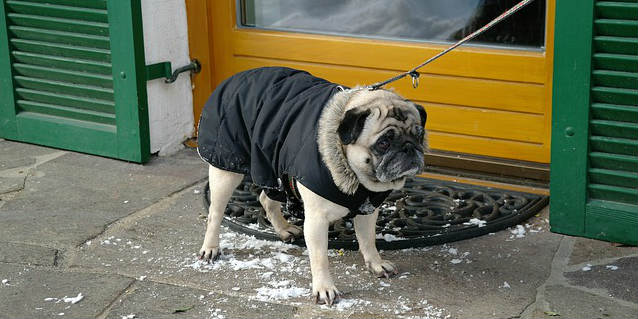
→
(141, 0, 194, 156)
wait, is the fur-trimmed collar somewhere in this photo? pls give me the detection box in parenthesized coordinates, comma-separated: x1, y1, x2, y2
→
(317, 88, 362, 195)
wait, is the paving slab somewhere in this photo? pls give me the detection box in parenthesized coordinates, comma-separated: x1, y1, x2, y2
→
(0, 242, 58, 266)
(365, 214, 561, 319)
(0, 140, 62, 165)
(565, 256, 638, 303)
(104, 280, 298, 319)
(0, 141, 62, 196)
(542, 285, 637, 319)
(569, 237, 638, 266)
(0, 176, 25, 194)
(0, 263, 133, 319)
(0, 149, 207, 247)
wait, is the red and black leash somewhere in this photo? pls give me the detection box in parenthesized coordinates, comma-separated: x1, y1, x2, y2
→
(368, 0, 536, 91)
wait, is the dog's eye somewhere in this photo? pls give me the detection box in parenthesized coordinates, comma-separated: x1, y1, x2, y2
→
(377, 139, 390, 150)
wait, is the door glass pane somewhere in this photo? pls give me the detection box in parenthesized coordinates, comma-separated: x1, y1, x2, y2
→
(240, 0, 546, 50)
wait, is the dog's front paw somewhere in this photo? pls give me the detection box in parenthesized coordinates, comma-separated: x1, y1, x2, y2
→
(366, 259, 399, 279)
(312, 281, 341, 306)
(277, 224, 302, 242)
(198, 245, 220, 263)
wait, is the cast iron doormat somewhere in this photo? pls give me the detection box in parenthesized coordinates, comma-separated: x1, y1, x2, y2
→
(202, 177, 549, 250)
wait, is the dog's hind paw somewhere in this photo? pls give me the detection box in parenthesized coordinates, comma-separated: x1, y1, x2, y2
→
(366, 259, 399, 279)
(277, 224, 302, 243)
(198, 246, 220, 263)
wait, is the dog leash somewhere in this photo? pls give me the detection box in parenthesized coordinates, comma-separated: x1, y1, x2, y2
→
(368, 0, 535, 91)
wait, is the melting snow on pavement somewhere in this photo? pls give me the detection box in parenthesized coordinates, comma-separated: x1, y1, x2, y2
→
(509, 225, 526, 238)
(44, 293, 84, 304)
(463, 218, 487, 228)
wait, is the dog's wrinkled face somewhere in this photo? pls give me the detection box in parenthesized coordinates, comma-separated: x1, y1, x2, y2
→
(338, 89, 427, 192)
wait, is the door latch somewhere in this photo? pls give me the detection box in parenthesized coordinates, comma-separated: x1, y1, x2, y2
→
(165, 59, 201, 83)
(145, 59, 201, 83)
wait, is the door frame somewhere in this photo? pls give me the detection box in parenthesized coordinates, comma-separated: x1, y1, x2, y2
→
(186, 0, 556, 166)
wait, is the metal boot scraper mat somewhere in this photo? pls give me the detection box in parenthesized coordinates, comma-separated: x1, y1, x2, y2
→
(203, 177, 549, 250)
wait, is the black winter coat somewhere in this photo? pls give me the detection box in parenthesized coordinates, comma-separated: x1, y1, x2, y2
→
(197, 67, 389, 215)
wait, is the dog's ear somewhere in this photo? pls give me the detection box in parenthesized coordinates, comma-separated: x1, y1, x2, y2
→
(413, 103, 427, 126)
(338, 108, 371, 145)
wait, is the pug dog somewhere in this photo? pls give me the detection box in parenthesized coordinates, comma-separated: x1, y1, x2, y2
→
(196, 67, 427, 305)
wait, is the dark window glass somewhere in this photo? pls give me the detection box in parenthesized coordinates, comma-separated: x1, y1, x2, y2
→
(240, 0, 546, 50)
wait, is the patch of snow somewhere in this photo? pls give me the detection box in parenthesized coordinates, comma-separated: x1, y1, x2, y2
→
(397, 299, 450, 319)
(509, 225, 526, 238)
(605, 265, 619, 271)
(499, 281, 511, 289)
(447, 248, 458, 255)
(268, 280, 291, 288)
(273, 252, 293, 263)
(450, 259, 462, 264)
(45, 293, 84, 305)
(331, 298, 357, 309)
(244, 223, 261, 230)
(1, 279, 8, 285)
(379, 281, 391, 287)
(255, 286, 309, 301)
(463, 218, 486, 228)
(219, 230, 295, 251)
(322, 298, 371, 311)
(260, 258, 274, 269)
(582, 264, 592, 271)
(377, 233, 404, 242)
(228, 258, 265, 271)
(138, 276, 146, 281)
(209, 307, 226, 319)
(63, 293, 84, 304)
(194, 189, 201, 194)
(121, 315, 136, 319)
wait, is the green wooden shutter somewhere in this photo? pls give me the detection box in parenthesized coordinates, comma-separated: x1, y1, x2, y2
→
(0, 0, 150, 163)
(551, 0, 638, 245)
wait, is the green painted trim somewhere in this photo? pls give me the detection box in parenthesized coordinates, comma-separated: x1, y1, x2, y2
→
(14, 111, 117, 156)
(0, 0, 18, 139)
(107, 0, 149, 163)
(145, 61, 172, 81)
(550, 0, 596, 235)
(585, 200, 638, 245)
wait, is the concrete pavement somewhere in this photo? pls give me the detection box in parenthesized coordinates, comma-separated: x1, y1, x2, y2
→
(0, 139, 636, 319)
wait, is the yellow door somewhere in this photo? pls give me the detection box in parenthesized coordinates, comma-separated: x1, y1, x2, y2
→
(187, 0, 555, 164)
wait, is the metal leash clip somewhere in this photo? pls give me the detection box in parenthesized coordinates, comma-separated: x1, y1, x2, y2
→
(408, 71, 420, 88)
